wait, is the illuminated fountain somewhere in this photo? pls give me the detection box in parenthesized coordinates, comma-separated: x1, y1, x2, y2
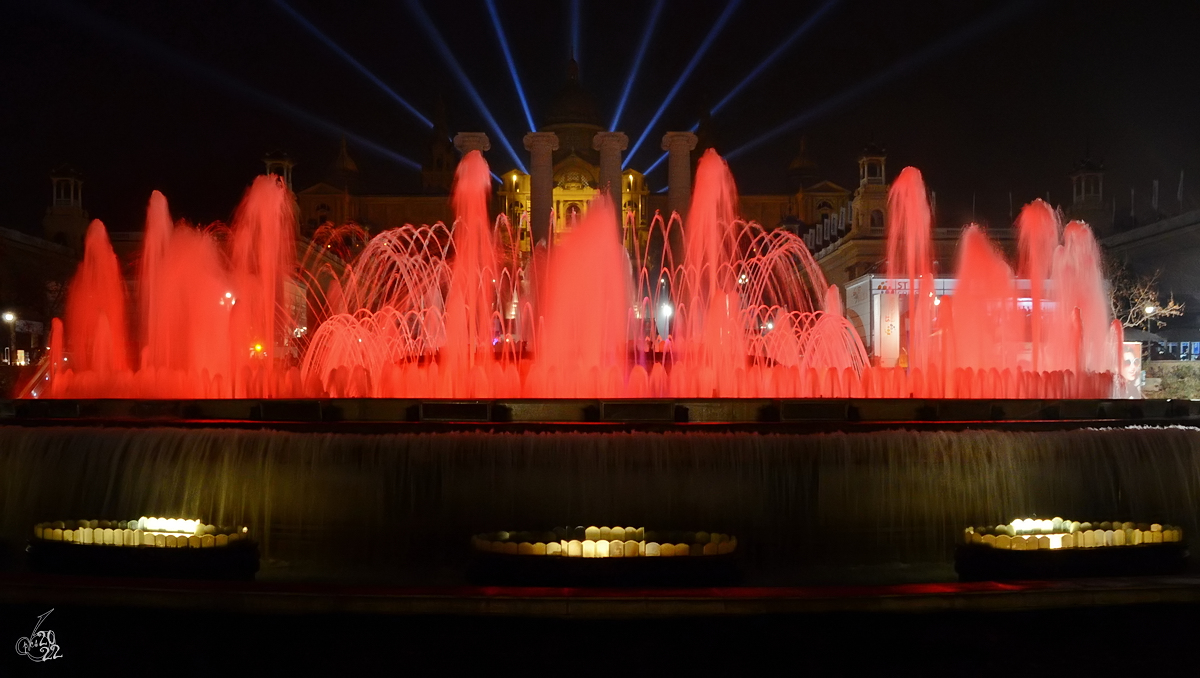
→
(30, 149, 1123, 401)
(472, 526, 737, 557)
(4, 146, 1186, 588)
(470, 526, 739, 586)
(28, 516, 257, 579)
(957, 518, 1187, 580)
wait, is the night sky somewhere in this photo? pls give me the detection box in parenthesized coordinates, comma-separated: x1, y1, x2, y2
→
(4, 0, 1199, 235)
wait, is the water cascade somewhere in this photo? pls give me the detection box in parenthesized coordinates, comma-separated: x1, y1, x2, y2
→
(2, 425, 1198, 580)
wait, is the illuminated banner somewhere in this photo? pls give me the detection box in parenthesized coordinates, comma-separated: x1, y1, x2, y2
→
(878, 293, 900, 367)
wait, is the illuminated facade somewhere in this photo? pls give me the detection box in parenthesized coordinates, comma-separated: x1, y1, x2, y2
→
(497, 61, 649, 253)
(288, 63, 901, 294)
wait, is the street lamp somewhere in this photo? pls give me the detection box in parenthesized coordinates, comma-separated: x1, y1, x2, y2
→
(2, 312, 14, 366)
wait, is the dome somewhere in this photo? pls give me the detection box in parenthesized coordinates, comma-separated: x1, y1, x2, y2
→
(543, 60, 601, 129)
(861, 141, 887, 157)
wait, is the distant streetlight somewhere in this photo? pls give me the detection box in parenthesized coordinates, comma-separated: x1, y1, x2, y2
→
(2, 312, 15, 366)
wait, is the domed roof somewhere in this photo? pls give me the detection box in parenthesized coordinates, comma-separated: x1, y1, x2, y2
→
(50, 163, 82, 180)
(543, 60, 601, 129)
(788, 137, 818, 172)
(861, 141, 887, 157)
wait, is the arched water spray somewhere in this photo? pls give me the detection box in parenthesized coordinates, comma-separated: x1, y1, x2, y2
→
(37, 150, 1120, 400)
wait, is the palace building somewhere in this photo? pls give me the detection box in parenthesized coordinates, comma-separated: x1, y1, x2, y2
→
(288, 60, 893, 269)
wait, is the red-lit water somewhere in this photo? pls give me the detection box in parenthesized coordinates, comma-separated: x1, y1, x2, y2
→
(34, 149, 1122, 400)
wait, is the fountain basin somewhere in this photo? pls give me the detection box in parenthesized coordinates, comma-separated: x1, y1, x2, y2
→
(469, 526, 739, 587)
(4, 420, 1200, 587)
(28, 519, 257, 580)
(957, 518, 1187, 581)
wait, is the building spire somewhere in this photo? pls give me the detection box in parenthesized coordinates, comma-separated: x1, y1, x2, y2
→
(335, 135, 358, 174)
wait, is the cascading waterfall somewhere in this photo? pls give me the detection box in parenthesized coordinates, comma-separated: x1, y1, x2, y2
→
(4, 425, 1198, 579)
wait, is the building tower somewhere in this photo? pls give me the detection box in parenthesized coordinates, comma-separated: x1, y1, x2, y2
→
(423, 96, 457, 194)
(851, 142, 888, 235)
(263, 150, 295, 192)
(42, 165, 89, 250)
(1066, 154, 1111, 235)
(321, 137, 360, 229)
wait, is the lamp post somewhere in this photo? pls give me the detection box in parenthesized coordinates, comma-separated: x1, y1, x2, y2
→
(1144, 306, 1158, 362)
(2, 312, 14, 366)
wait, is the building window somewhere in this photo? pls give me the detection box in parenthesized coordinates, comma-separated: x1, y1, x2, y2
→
(870, 209, 884, 231)
(817, 200, 834, 223)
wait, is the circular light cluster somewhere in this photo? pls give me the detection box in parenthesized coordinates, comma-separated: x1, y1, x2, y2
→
(965, 517, 1182, 551)
(472, 525, 737, 558)
(33, 518, 250, 549)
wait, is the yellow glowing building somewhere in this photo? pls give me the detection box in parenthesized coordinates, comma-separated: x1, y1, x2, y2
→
(496, 60, 649, 253)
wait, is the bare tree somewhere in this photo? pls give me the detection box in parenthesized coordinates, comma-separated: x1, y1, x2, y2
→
(1108, 260, 1184, 330)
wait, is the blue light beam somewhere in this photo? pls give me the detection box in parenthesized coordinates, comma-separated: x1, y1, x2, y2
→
(273, 0, 432, 128)
(640, 120, 699, 177)
(49, 0, 420, 170)
(623, 0, 742, 169)
(485, 0, 536, 132)
(641, 1, 838, 175)
(710, 0, 840, 116)
(727, 0, 1034, 161)
(405, 0, 528, 173)
(610, 0, 665, 131)
(570, 0, 582, 65)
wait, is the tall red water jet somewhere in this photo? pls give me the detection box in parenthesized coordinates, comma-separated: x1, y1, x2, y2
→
(65, 219, 129, 379)
(537, 193, 632, 397)
(1016, 199, 1059, 373)
(885, 167, 935, 375)
(947, 224, 1019, 374)
(442, 151, 500, 384)
(1053, 219, 1112, 374)
(678, 150, 748, 385)
(228, 175, 297, 397)
(34, 148, 1123, 401)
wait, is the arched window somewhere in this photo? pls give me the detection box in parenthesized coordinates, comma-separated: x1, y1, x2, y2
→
(870, 209, 884, 231)
(816, 200, 834, 223)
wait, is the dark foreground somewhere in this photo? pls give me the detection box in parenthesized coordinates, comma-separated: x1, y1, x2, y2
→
(1, 574, 1198, 677)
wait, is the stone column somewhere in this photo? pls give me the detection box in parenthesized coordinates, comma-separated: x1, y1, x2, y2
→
(592, 132, 629, 203)
(453, 132, 491, 156)
(661, 132, 698, 221)
(523, 132, 559, 246)
(593, 132, 629, 238)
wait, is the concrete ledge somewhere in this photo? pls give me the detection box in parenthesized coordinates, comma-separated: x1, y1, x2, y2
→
(2, 574, 1200, 618)
(3, 398, 1199, 428)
